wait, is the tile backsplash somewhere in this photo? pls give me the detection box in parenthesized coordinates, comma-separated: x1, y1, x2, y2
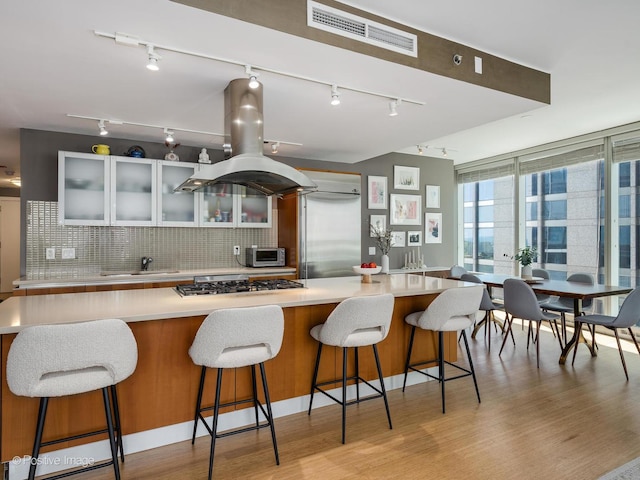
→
(26, 201, 279, 280)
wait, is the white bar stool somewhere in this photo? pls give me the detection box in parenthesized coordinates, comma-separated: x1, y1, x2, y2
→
(308, 293, 395, 444)
(6, 318, 138, 480)
(402, 286, 483, 413)
(189, 305, 284, 480)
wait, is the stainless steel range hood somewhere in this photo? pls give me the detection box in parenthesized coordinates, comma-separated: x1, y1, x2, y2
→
(176, 78, 316, 196)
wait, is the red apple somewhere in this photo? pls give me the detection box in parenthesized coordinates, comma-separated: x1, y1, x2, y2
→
(368, 262, 377, 268)
(361, 263, 368, 268)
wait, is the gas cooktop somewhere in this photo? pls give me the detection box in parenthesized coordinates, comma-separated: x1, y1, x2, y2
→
(175, 278, 305, 296)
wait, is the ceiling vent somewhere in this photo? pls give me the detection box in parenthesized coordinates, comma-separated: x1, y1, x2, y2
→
(307, 1, 417, 57)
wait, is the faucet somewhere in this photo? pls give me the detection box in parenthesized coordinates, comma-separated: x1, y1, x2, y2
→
(141, 257, 153, 271)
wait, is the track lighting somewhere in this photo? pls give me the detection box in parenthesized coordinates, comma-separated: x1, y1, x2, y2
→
(271, 142, 280, 154)
(146, 44, 161, 71)
(98, 120, 108, 136)
(389, 99, 401, 117)
(442, 148, 448, 157)
(330, 85, 341, 106)
(164, 128, 175, 143)
(417, 145, 423, 155)
(245, 65, 260, 89)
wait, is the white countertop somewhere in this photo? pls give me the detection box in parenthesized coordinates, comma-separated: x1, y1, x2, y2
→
(0, 274, 471, 334)
(13, 267, 297, 289)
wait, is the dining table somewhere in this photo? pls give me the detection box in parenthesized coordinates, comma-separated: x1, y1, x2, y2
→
(466, 273, 633, 364)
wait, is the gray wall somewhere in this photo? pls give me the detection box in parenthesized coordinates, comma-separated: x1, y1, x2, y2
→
(276, 151, 455, 270)
(19, 129, 455, 276)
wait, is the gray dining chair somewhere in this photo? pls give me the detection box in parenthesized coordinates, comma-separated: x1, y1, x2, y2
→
(449, 265, 467, 279)
(539, 272, 594, 344)
(572, 287, 640, 380)
(532, 268, 551, 303)
(460, 273, 505, 351)
(500, 278, 561, 367)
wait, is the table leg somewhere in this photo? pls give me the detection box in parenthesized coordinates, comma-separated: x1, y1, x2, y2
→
(559, 298, 596, 364)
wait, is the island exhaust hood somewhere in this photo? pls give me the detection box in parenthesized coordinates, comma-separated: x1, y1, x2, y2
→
(176, 78, 316, 196)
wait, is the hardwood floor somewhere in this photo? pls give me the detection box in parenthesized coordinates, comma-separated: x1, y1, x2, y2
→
(48, 320, 640, 480)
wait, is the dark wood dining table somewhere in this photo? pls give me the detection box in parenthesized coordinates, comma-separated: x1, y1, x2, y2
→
(466, 273, 633, 364)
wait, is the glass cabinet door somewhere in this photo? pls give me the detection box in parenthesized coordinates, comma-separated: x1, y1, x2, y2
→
(158, 161, 198, 226)
(201, 184, 235, 227)
(58, 151, 109, 225)
(237, 187, 272, 228)
(111, 157, 156, 226)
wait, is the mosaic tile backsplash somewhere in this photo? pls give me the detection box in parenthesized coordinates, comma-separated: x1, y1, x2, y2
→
(26, 201, 279, 280)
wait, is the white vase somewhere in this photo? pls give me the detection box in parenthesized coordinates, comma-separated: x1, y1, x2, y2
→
(381, 254, 390, 274)
(521, 264, 533, 279)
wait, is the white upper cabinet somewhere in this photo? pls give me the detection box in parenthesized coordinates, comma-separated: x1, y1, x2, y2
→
(58, 151, 110, 226)
(200, 184, 272, 228)
(157, 161, 198, 227)
(237, 187, 272, 228)
(59, 151, 272, 228)
(110, 156, 157, 226)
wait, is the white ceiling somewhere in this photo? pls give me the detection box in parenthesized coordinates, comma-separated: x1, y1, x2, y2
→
(1, 0, 639, 190)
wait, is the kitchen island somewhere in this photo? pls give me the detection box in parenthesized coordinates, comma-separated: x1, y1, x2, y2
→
(0, 274, 475, 473)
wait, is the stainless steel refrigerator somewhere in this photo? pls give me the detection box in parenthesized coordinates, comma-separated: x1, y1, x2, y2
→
(299, 171, 361, 279)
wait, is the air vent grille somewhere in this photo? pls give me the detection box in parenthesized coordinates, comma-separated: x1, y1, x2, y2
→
(308, 1, 417, 57)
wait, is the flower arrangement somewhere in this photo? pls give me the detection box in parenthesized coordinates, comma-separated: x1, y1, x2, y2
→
(370, 224, 393, 255)
(510, 246, 538, 266)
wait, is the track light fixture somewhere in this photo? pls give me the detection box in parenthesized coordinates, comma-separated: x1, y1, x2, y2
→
(146, 44, 161, 71)
(245, 65, 260, 89)
(417, 145, 423, 155)
(442, 148, 448, 157)
(330, 84, 341, 106)
(271, 142, 280, 154)
(98, 120, 108, 136)
(388, 99, 401, 117)
(164, 128, 175, 143)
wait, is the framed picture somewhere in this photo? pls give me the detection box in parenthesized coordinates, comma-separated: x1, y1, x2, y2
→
(391, 231, 406, 247)
(369, 215, 386, 237)
(393, 166, 420, 190)
(425, 212, 442, 244)
(367, 176, 387, 209)
(390, 194, 422, 225)
(407, 230, 422, 246)
(426, 185, 440, 208)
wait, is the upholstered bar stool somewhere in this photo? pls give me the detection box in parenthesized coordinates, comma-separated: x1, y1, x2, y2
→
(308, 293, 394, 444)
(189, 305, 284, 480)
(6, 318, 138, 480)
(402, 286, 483, 413)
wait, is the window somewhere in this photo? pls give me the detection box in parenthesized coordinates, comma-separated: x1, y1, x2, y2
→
(458, 173, 515, 274)
(542, 169, 567, 194)
(542, 200, 567, 220)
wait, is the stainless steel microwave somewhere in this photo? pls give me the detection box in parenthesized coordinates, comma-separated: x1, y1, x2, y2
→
(246, 247, 286, 267)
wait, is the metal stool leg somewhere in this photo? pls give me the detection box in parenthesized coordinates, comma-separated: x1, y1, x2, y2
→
(402, 326, 416, 392)
(461, 330, 481, 404)
(308, 343, 323, 414)
(207, 368, 223, 480)
(438, 331, 446, 414)
(372, 344, 392, 429)
(341, 347, 348, 444)
(28, 397, 49, 480)
(102, 387, 121, 480)
(110, 385, 125, 462)
(259, 362, 280, 465)
(251, 365, 260, 427)
(354, 346, 360, 402)
(192, 366, 206, 444)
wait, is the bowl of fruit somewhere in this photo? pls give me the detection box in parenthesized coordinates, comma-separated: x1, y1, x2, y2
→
(353, 263, 382, 283)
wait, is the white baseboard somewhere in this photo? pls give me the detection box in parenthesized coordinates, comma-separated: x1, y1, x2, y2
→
(5, 368, 434, 479)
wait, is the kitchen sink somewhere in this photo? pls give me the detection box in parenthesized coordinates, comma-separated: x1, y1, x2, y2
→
(100, 270, 179, 276)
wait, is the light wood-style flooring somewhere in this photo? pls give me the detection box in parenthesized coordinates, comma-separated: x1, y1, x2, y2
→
(45, 320, 640, 480)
